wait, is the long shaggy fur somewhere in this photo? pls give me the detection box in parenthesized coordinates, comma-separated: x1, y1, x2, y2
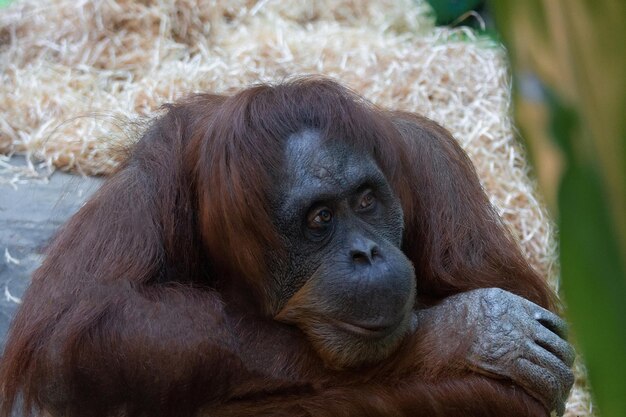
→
(0, 78, 552, 417)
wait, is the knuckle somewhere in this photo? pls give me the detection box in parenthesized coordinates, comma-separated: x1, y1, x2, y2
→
(542, 310, 560, 322)
(484, 287, 506, 299)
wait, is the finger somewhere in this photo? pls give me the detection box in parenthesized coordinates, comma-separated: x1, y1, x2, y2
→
(529, 305, 569, 339)
(526, 342, 575, 392)
(534, 323, 576, 367)
(524, 343, 574, 415)
(513, 357, 562, 413)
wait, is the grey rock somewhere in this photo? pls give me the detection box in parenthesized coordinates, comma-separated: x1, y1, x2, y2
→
(0, 158, 103, 351)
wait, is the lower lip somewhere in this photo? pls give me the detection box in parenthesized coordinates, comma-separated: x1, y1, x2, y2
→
(330, 316, 404, 339)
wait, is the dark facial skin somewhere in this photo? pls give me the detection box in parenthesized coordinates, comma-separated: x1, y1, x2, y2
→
(270, 130, 417, 368)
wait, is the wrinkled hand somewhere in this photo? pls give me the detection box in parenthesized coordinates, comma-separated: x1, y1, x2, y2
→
(418, 288, 575, 416)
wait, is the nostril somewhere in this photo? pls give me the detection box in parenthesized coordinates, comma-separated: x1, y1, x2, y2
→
(351, 250, 369, 264)
(350, 247, 380, 265)
(349, 236, 380, 265)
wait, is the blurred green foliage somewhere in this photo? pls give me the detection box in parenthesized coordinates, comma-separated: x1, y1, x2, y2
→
(0, 0, 11, 8)
(426, 0, 484, 25)
(490, 1, 626, 416)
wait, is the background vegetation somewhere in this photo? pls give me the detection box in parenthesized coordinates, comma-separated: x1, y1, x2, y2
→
(488, 1, 626, 416)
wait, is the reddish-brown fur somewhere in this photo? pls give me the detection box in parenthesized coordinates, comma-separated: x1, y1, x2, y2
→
(0, 78, 554, 417)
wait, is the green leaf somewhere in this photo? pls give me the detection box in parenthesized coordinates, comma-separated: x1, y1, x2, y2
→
(555, 98, 626, 417)
(489, 1, 626, 416)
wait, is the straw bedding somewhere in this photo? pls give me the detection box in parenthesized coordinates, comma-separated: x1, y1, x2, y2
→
(0, 0, 592, 415)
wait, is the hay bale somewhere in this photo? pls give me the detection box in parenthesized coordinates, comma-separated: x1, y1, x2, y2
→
(0, 0, 592, 415)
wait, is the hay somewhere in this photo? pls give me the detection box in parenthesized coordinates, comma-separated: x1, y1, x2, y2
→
(0, 0, 592, 415)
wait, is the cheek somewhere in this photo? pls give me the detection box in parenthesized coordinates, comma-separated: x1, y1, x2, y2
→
(383, 223, 404, 248)
(268, 243, 334, 313)
(385, 207, 405, 246)
(368, 198, 404, 247)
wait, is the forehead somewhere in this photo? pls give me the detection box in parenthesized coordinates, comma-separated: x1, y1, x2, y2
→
(283, 130, 379, 195)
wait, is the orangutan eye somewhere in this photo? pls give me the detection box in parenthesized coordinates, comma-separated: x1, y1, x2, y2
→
(357, 189, 376, 211)
(308, 208, 333, 229)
